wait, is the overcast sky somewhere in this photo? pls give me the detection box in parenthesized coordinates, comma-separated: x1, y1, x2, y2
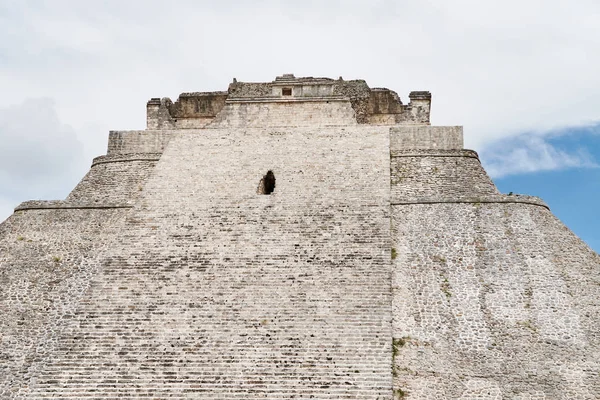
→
(1, 0, 599, 247)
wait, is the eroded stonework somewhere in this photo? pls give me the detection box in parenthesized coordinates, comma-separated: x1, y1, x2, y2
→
(147, 74, 432, 129)
(0, 75, 598, 399)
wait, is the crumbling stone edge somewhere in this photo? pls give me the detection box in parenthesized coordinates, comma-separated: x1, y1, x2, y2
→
(392, 195, 549, 210)
(14, 200, 133, 211)
(91, 154, 162, 167)
(390, 149, 479, 159)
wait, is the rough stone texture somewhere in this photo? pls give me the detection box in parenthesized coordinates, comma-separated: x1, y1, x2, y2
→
(147, 92, 229, 130)
(13, 201, 132, 211)
(169, 92, 228, 119)
(146, 98, 176, 130)
(390, 150, 498, 201)
(26, 127, 394, 399)
(66, 154, 161, 204)
(391, 126, 463, 150)
(0, 208, 127, 399)
(391, 202, 599, 399)
(107, 130, 173, 155)
(150, 75, 432, 128)
(0, 75, 598, 399)
(210, 99, 359, 128)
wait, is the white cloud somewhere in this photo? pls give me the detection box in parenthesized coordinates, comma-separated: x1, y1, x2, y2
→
(1, 0, 600, 220)
(0, 98, 86, 221)
(481, 133, 599, 178)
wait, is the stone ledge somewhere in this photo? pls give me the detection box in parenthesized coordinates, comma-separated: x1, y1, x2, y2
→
(91, 153, 162, 166)
(179, 91, 228, 98)
(391, 195, 549, 210)
(15, 200, 133, 211)
(391, 149, 479, 159)
(225, 96, 350, 104)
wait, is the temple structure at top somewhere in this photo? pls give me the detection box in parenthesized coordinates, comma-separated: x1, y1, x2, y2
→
(146, 74, 432, 129)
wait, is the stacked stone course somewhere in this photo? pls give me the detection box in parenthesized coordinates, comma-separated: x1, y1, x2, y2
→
(26, 126, 394, 398)
(0, 208, 126, 398)
(66, 154, 161, 205)
(0, 75, 598, 399)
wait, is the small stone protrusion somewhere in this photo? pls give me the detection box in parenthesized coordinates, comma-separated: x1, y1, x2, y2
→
(409, 91, 432, 100)
(147, 98, 161, 105)
(275, 73, 296, 81)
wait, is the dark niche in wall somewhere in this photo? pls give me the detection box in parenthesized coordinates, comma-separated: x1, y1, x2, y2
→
(257, 171, 276, 195)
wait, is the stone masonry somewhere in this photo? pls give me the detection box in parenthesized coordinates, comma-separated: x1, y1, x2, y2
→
(0, 74, 598, 399)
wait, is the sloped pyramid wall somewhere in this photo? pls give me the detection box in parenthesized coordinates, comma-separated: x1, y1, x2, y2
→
(0, 207, 128, 398)
(0, 91, 598, 399)
(389, 141, 600, 398)
(24, 126, 394, 399)
(0, 151, 162, 397)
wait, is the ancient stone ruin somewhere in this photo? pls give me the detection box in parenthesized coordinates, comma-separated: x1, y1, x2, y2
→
(1, 74, 598, 399)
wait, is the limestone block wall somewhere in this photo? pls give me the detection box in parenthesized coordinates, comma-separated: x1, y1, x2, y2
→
(210, 100, 358, 128)
(0, 121, 168, 398)
(147, 76, 432, 128)
(107, 130, 173, 156)
(66, 154, 161, 205)
(169, 92, 228, 119)
(404, 92, 432, 125)
(0, 208, 127, 399)
(391, 126, 463, 150)
(148, 92, 228, 129)
(391, 150, 498, 202)
(146, 98, 176, 129)
(390, 202, 600, 399)
(389, 123, 599, 398)
(172, 117, 215, 129)
(367, 89, 404, 115)
(26, 126, 394, 399)
(1, 100, 598, 400)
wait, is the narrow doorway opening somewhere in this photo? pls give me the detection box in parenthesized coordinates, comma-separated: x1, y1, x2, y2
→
(257, 170, 276, 195)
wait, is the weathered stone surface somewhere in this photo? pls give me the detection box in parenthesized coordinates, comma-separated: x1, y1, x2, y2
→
(391, 126, 463, 150)
(107, 130, 173, 155)
(0, 208, 127, 398)
(391, 202, 599, 398)
(0, 75, 598, 399)
(390, 149, 498, 201)
(23, 126, 394, 399)
(66, 154, 161, 204)
(148, 75, 432, 129)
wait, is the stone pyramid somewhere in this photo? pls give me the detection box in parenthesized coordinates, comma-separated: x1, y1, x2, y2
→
(1, 75, 598, 399)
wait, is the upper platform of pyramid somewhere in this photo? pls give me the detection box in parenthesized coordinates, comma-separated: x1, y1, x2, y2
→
(146, 74, 432, 129)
